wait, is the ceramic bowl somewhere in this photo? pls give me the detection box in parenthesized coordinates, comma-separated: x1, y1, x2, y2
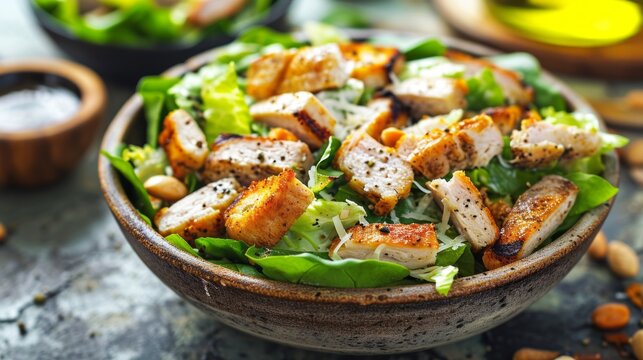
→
(98, 31, 618, 354)
(30, 0, 292, 83)
(0, 59, 106, 187)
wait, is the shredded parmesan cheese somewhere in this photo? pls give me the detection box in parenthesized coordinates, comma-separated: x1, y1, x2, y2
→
(390, 210, 401, 224)
(413, 180, 431, 194)
(330, 215, 352, 260)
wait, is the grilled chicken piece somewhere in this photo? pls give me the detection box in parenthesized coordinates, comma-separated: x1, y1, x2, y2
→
(403, 109, 463, 137)
(339, 43, 405, 88)
(402, 130, 466, 179)
(159, 110, 209, 179)
(510, 119, 601, 168)
(277, 44, 349, 94)
(398, 115, 503, 179)
(201, 136, 314, 186)
(334, 132, 414, 215)
(429, 171, 500, 252)
(449, 115, 504, 168)
(363, 96, 409, 141)
(388, 77, 468, 118)
(250, 91, 337, 149)
(446, 51, 533, 106)
(329, 223, 439, 269)
(187, 0, 246, 27)
(483, 175, 578, 270)
(155, 178, 241, 242)
(224, 170, 314, 247)
(246, 49, 297, 100)
(483, 105, 523, 135)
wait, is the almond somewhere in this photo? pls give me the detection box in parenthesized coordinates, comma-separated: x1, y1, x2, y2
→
(513, 348, 560, 360)
(607, 241, 640, 278)
(144, 175, 188, 202)
(624, 139, 643, 167)
(630, 329, 643, 360)
(588, 231, 608, 260)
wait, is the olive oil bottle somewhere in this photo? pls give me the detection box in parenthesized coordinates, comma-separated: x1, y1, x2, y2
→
(486, 0, 642, 47)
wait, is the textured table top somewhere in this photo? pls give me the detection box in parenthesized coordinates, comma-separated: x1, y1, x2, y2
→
(1, 1, 642, 359)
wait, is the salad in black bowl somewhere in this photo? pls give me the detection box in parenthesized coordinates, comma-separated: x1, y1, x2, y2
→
(30, 0, 292, 82)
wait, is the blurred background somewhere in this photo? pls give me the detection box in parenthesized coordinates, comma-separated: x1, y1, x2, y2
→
(1, 0, 643, 359)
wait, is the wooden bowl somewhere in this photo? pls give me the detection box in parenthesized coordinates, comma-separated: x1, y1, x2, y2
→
(0, 60, 106, 187)
(98, 31, 618, 354)
(30, 0, 293, 83)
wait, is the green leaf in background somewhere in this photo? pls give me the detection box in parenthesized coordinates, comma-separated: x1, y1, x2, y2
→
(201, 62, 252, 143)
(195, 237, 249, 263)
(411, 266, 459, 296)
(246, 247, 410, 288)
(321, 6, 370, 28)
(101, 150, 156, 219)
(137, 76, 180, 147)
(403, 38, 447, 61)
(564, 172, 618, 216)
(278, 199, 366, 252)
(238, 26, 303, 47)
(166, 234, 200, 257)
(303, 21, 348, 46)
(466, 68, 505, 111)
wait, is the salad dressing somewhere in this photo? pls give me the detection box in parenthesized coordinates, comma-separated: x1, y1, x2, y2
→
(0, 85, 80, 132)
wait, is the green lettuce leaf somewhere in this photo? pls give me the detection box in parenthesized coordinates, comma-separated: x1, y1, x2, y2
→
(137, 76, 180, 147)
(403, 38, 447, 61)
(121, 144, 167, 183)
(101, 150, 156, 219)
(411, 266, 459, 296)
(278, 199, 366, 252)
(467, 158, 552, 199)
(195, 237, 249, 263)
(564, 172, 618, 216)
(308, 137, 343, 193)
(466, 68, 505, 111)
(166, 234, 199, 257)
(209, 260, 265, 278)
(201, 62, 252, 143)
(246, 247, 410, 288)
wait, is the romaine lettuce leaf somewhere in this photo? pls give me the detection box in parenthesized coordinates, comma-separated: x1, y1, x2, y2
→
(137, 76, 180, 147)
(278, 199, 366, 252)
(201, 63, 252, 143)
(195, 237, 249, 263)
(564, 172, 618, 216)
(246, 247, 410, 288)
(101, 150, 156, 219)
(121, 144, 168, 182)
(411, 265, 459, 296)
(303, 21, 348, 46)
(166, 234, 199, 257)
(238, 26, 303, 48)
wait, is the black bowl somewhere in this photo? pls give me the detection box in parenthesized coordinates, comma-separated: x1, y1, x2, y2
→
(30, 0, 292, 84)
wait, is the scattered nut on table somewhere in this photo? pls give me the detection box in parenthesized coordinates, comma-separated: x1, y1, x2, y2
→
(631, 329, 643, 360)
(630, 167, 643, 187)
(592, 303, 630, 330)
(143, 175, 188, 202)
(0, 222, 6, 244)
(624, 139, 643, 167)
(588, 231, 608, 260)
(607, 241, 640, 278)
(512, 347, 560, 360)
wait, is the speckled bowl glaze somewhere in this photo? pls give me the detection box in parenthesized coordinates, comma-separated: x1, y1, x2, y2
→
(98, 30, 619, 354)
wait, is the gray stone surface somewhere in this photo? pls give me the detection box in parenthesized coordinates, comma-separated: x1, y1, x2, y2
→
(1, 1, 642, 359)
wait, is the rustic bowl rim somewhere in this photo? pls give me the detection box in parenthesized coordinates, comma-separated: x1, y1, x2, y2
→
(98, 29, 619, 306)
(0, 59, 106, 141)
